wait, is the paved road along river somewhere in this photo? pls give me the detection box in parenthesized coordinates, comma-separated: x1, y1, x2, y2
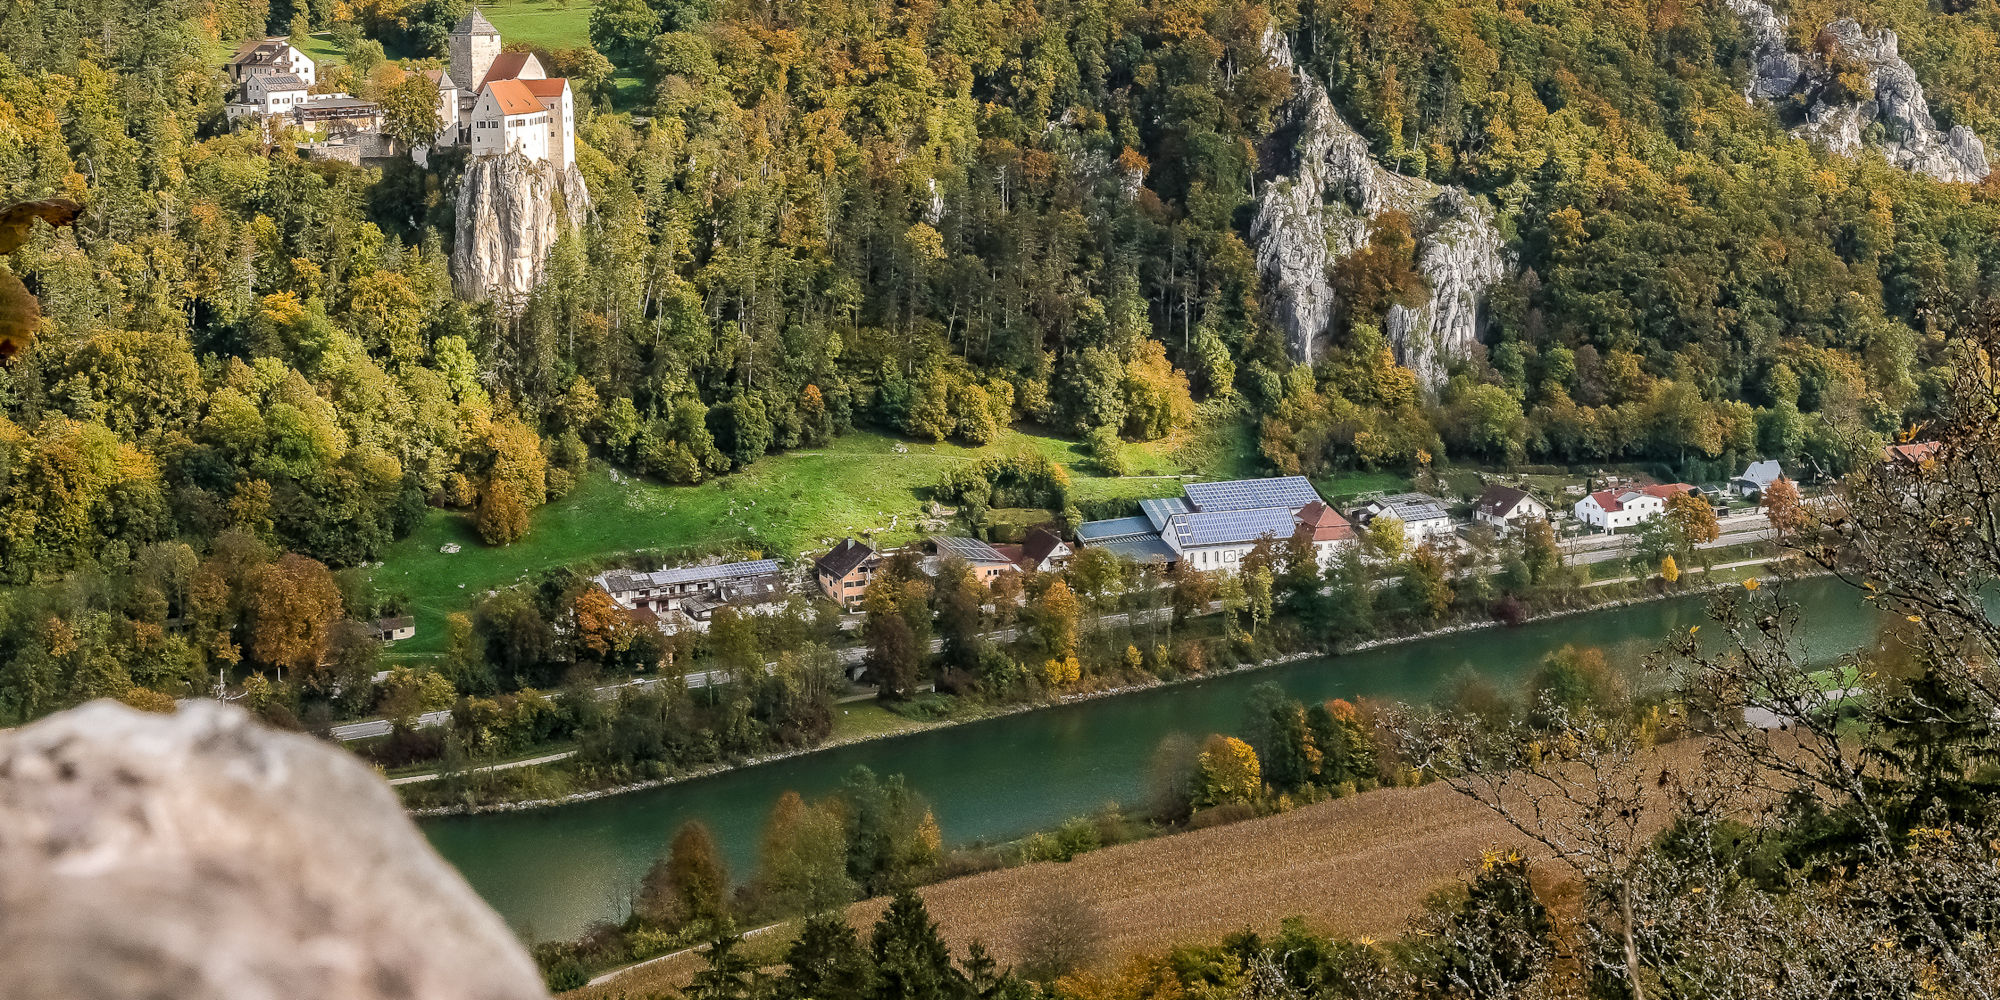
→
(424, 576, 1876, 942)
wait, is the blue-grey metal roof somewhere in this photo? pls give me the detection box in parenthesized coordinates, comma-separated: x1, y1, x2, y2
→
(646, 559, 781, 587)
(1736, 460, 1783, 486)
(1183, 476, 1322, 512)
(1367, 493, 1451, 523)
(1139, 496, 1192, 531)
(1076, 516, 1156, 543)
(929, 535, 1013, 564)
(1167, 508, 1297, 548)
(1091, 533, 1180, 565)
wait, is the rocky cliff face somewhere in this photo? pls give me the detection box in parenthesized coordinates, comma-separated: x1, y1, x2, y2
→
(0, 701, 550, 1000)
(1726, 0, 1988, 183)
(453, 152, 592, 306)
(1250, 31, 1504, 389)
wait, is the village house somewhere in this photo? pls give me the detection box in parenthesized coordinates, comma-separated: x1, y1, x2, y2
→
(921, 536, 1021, 586)
(1014, 527, 1073, 573)
(815, 539, 881, 611)
(368, 616, 416, 643)
(228, 37, 316, 87)
(1731, 460, 1785, 497)
(1573, 483, 1696, 532)
(1351, 493, 1456, 544)
(596, 559, 784, 616)
(1473, 484, 1549, 532)
(1076, 476, 1352, 575)
(1296, 500, 1358, 568)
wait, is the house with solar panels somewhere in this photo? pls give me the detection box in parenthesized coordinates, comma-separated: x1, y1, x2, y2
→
(1076, 476, 1357, 574)
(1350, 493, 1457, 544)
(920, 536, 1023, 586)
(595, 559, 787, 628)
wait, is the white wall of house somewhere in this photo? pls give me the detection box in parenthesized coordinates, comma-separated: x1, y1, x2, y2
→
(1574, 494, 1665, 531)
(1476, 497, 1548, 528)
(469, 92, 549, 162)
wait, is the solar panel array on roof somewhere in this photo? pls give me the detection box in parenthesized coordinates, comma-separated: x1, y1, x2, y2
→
(1373, 493, 1451, 522)
(1076, 516, 1156, 543)
(1168, 508, 1298, 548)
(1183, 476, 1322, 513)
(1139, 496, 1192, 531)
(929, 535, 1013, 564)
(649, 559, 781, 587)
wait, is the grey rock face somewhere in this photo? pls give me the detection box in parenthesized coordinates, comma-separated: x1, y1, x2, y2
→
(1250, 30, 1504, 388)
(1726, 0, 1989, 183)
(0, 701, 550, 1000)
(453, 151, 592, 307)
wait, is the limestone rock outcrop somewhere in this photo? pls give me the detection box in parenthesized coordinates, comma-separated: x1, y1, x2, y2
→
(0, 700, 551, 1000)
(453, 151, 591, 306)
(1726, 0, 1988, 183)
(1250, 31, 1504, 388)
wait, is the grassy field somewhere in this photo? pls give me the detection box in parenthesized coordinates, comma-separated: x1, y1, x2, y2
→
(368, 423, 1242, 657)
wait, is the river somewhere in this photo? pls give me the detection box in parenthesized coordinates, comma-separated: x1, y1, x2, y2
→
(423, 576, 1875, 941)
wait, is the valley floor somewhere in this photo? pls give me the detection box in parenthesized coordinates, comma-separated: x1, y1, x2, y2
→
(572, 738, 1726, 997)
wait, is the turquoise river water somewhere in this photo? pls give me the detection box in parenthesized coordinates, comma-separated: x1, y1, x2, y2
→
(424, 576, 1875, 940)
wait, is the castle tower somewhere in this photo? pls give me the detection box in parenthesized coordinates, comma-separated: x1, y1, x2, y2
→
(449, 7, 502, 94)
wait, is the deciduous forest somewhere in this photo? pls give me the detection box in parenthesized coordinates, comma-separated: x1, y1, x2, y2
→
(2, 0, 1997, 723)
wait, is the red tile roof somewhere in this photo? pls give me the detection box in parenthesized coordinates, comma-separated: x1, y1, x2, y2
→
(1296, 500, 1356, 542)
(518, 78, 569, 100)
(484, 79, 542, 115)
(479, 52, 542, 89)
(1885, 441, 1940, 464)
(1585, 483, 1693, 513)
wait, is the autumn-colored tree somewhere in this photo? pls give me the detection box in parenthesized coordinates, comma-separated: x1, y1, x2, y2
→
(756, 791, 856, 914)
(1194, 734, 1261, 807)
(575, 586, 636, 660)
(1763, 477, 1807, 539)
(1040, 654, 1081, 687)
(1035, 579, 1081, 659)
(1660, 554, 1680, 584)
(247, 553, 343, 677)
(1663, 491, 1720, 549)
(638, 821, 730, 928)
(476, 476, 531, 546)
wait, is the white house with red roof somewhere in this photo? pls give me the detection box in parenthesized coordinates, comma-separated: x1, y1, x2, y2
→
(439, 8, 576, 169)
(1573, 483, 1695, 532)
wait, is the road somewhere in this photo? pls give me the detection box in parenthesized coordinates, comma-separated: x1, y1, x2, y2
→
(386, 749, 579, 786)
(331, 513, 1775, 743)
(1566, 518, 1773, 567)
(329, 668, 742, 741)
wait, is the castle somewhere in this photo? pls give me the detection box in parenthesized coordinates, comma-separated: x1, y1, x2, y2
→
(428, 8, 576, 170)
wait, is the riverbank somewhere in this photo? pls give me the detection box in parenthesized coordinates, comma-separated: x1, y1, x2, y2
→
(567, 734, 1740, 998)
(408, 563, 1808, 818)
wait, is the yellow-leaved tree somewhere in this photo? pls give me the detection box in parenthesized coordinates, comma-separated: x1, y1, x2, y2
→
(1195, 734, 1261, 807)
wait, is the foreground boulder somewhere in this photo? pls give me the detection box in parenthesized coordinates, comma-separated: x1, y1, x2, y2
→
(0, 700, 549, 1000)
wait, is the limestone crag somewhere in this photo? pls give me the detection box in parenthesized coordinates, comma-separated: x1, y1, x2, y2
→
(1385, 188, 1506, 389)
(1725, 0, 1988, 183)
(453, 151, 591, 305)
(0, 701, 550, 1000)
(1250, 30, 1503, 387)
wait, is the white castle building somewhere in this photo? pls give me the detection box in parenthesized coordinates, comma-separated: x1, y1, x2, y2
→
(429, 8, 576, 170)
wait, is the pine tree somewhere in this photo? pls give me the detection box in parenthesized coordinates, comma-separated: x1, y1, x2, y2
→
(688, 929, 757, 1000)
(869, 890, 966, 1000)
(779, 912, 872, 1000)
